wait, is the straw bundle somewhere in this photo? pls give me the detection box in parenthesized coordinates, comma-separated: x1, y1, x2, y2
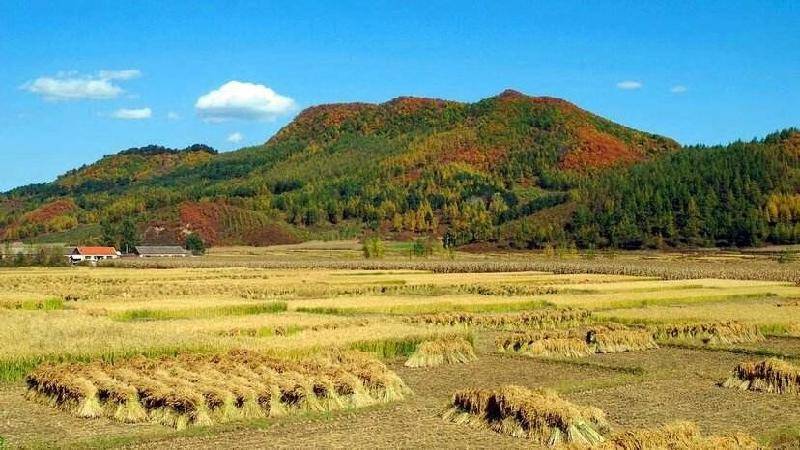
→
(593, 421, 759, 450)
(25, 349, 410, 429)
(404, 336, 477, 368)
(498, 324, 657, 358)
(722, 358, 800, 395)
(498, 330, 592, 358)
(443, 385, 609, 447)
(587, 325, 659, 353)
(405, 309, 592, 330)
(651, 321, 764, 346)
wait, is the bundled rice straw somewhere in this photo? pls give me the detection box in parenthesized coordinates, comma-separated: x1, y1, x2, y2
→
(25, 349, 410, 429)
(586, 325, 659, 354)
(498, 325, 658, 358)
(592, 421, 759, 450)
(498, 330, 592, 358)
(722, 358, 800, 395)
(404, 336, 477, 368)
(443, 385, 609, 447)
(406, 309, 592, 330)
(651, 321, 764, 346)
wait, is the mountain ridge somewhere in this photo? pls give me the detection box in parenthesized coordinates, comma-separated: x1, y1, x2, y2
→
(1, 91, 797, 250)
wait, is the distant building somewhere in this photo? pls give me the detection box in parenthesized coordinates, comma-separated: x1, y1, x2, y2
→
(133, 245, 191, 258)
(69, 246, 120, 263)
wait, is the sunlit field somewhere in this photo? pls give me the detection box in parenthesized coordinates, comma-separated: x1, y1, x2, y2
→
(1, 246, 800, 448)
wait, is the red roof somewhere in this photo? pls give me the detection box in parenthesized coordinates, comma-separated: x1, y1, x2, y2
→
(75, 246, 117, 256)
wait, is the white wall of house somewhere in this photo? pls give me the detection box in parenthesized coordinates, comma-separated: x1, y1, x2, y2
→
(69, 254, 120, 262)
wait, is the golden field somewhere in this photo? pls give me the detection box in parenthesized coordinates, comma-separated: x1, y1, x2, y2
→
(1, 246, 800, 448)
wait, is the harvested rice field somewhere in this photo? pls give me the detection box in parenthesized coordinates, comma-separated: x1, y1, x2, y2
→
(2, 248, 800, 448)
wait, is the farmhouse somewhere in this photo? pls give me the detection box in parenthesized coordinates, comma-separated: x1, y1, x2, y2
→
(133, 245, 191, 258)
(68, 246, 120, 263)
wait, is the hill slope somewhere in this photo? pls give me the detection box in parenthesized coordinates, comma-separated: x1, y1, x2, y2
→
(2, 91, 797, 249)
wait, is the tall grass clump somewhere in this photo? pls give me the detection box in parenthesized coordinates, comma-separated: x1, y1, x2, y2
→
(722, 358, 800, 395)
(596, 421, 758, 449)
(362, 236, 385, 259)
(651, 321, 764, 346)
(25, 349, 410, 430)
(443, 385, 609, 446)
(348, 336, 427, 359)
(112, 302, 287, 321)
(404, 336, 477, 368)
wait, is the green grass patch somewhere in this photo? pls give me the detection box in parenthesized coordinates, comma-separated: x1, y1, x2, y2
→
(112, 302, 287, 322)
(349, 332, 474, 359)
(1, 297, 65, 311)
(759, 323, 800, 337)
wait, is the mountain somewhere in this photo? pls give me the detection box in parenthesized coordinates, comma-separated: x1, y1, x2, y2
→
(1, 90, 797, 250)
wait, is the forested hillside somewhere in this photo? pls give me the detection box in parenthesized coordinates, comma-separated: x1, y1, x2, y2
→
(1, 90, 798, 250)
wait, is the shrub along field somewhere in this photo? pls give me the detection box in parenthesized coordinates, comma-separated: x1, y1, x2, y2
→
(1, 247, 800, 448)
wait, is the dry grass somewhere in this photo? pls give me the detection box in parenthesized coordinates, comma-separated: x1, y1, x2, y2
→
(599, 297, 800, 337)
(723, 358, 800, 395)
(593, 421, 759, 449)
(25, 349, 410, 430)
(651, 321, 765, 346)
(442, 385, 610, 446)
(404, 336, 477, 368)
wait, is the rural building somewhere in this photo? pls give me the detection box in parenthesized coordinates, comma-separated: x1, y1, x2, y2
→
(68, 246, 120, 263)
(133, 245, 191, 258)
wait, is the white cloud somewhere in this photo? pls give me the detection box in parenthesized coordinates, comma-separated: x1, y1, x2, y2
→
(22, 69, 140, 100)
(227, 132, 244, 143)
(616, 80, 643, 90)
(167, 111, 181, 120)
(98, 69, 141, 80)
(670, 85, 688, 94)
(112, 107, 152, 120)
(195, 81, 296, 122)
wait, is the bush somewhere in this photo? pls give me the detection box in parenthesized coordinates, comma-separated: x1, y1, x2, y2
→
(410, 236, 441, 258)
(777, 250, 797, 264)
(362, 236, 385, 259)
(185, 233, 206, 255)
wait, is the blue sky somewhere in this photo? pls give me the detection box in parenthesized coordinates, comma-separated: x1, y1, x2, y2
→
(1, 1, 798, 191)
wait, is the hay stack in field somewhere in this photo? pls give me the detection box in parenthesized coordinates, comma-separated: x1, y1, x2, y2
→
(443, 385, 609, 447)
(587, 325, 659, 354)
(593, 421, 759, 450)
(405, 308, 592, 330)
(25, 349, 410, 429)
(404, 336, 477, 368)
(651, 321, 764, 346)
(498, 324, 657, 358)
(722, 358, 800, 395)
(498, 330, 591, 358)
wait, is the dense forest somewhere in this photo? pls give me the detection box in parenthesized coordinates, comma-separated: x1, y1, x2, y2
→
(1, 90, 798, 250)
